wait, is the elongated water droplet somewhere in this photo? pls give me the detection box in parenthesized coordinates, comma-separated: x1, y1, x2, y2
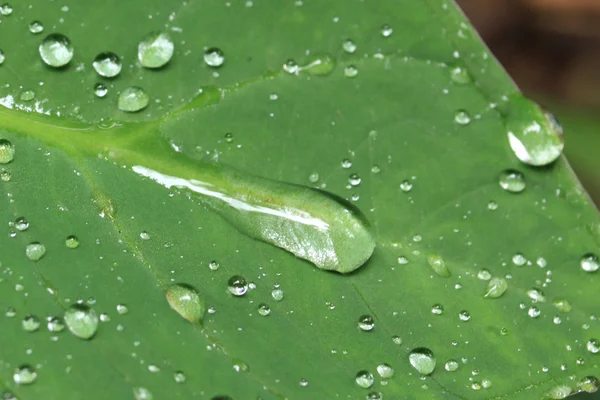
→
(13, 365, 36, 385)
(581, 253, 599, 272)
(506, 95, 564, 166)
(409, 348, 436, 375)
(138, 32, 174, 68)
(526, 288, 545, 302)
(166, 284, 205, 322)
(39, 33, 73, 67)
(578, 376, 600, 393)
(358, 315, 375, 331)
(132, 165, 376, 273)
(25, 242, 45, 261)
(427, 254, 450, 277)
(0, 139, 15, 164)
(118, 87, 149, 112)
(204, 48, 225, 68)
(355, 370, 374, 388)
(64, 304, 98, 339)
(484, 277, 507, 298)
(93, 52, 122, 78)
(29, 21, 43, 34)
(301, 55, 335, 76)
(499, 169, 525, 193)
(547, 385, 572, 399)
(227, 275, 248, 296)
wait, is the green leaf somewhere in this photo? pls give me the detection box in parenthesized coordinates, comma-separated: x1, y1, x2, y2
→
(0, 1, 599, 399)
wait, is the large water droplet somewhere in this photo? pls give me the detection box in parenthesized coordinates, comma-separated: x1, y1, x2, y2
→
(427, 254, 450, 277)
(409, 348, 436, 375)
(166, 284, 205, 323)
(118, 87, 149, 112)
(271, 288, 284, 301)
(92, 52, 122, 78)
(64, 304, 98, 339)
(13, 365, 37, 385)
(499, 169, 526, 193)
(28, 21, 44, 34)
(546, 385, 572, 399)
(484, 277, 507, 298)
(0, 139, 15, 164)
(355, 370, 374, 388)
(39, 33, 74, 67)
(138, 32, 174, 68)
(578, 376, 600, 393)
(227, 275, 248, 296)
(0, 3, 12, 15)
(25, 242, 45, 261)
(132, 165, 376, 273)
(204, 48, 225, 68)
(506, 95, 564, 166)
(581, 253, 599, 272)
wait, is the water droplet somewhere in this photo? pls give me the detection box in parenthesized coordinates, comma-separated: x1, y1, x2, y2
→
(409, 348, 436, 375)
(22, 315, 40, 332)
(0, 49, 4, 65)
(138, 32, 174, 68)
(283, 59, 299, 74)
(581, 253, 599, 272)
(427, 254, 450, 277)
(526, 288, 546, 302)
(459, 310, 471, 321)
(380, 24, 393, 37)
(506, 96, 564, 166)
(512, 252, 527, 266)
(257, 303, 270, 316)
(133, 387, 153, 400)
(308, 173, 319, 183)
(444, 360, 459, 372)
(116, 304, 128, 315)
(28, 21, 43, 34)
(487, 201, 498, 211)
(587, 339, 600, 354)
(454, 110, 471, 125)
(355, 370, 374, 389)
(367, 392, 382, 400)
(1, 169, 10, 181)
(166, 284, 205, 322)
(39, 33, 74, 67)
(15, 217, 29, 231)
(299, 378, 308, 387)
(349, 173, 361, 186)
(25, 242, 45, 261)
(547, 385, 572, 399)
(392, 335, 402, 345)
(64, 304, 99, 339)
(20, 90, 35, 102)
(271, 288, 284, 301)
(61, 235, 80, 250)
(6, 307, 16, 318)
(484, 277, 507, 298)
(227, 275, 248, 296)
(376, 363, 394, 378)
(528, 306, 541, 318)
(553, 299, 572, 313)
(342, 39, 356, 53)
(92, 52, 122, 78)
(302, 55, 335, 76)
(578, 376, 600, 393)
(344, 65, 358, 78)
(397, 256, 409, 265)
(450, 66, 471, 85)
(94, 83, 108, 98)
(0, 139, 15, 164)
(174, 371, 186, 383)
(358, 315, 375, 331)
(0, 3, 12, 15)
(208, 261, 220, 271)
(477, 269, 491, 280)
(431, 304, 444, 315)
(47, 316, 65, 332)
(13, 365, 36, 385)
(138, 231, 151, 241)
(232, 360, 249, 373)
(499, 170, 526, 193)
(204, 48, 225, 68)
(118, 87, 149, 112)
(400, 180, 413, 192)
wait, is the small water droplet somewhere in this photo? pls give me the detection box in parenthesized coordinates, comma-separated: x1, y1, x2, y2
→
(553, 299, 572, 313)
(355, 370, 374, 389)
(344, 65, 358, 78)
(94, 83, 108, 98)
(431, 304, 444, 315)
(39, 33, 73, 67)
(15, 217, 29, 231)
(358, 315, 375, 331)
(25, 242, 45, 261)
(444, 360, 459, 372)
(47, 316, 65, 332)
(0, 49, 4, 65)
(208, 260, 220, 271)
(366, 392, 382, 400)
(232, 360, 249, 373)
(283, 59, 299, 74)
(342, 39, 357, 53)
(392, 335, 402, 345)
(547, 385, 572, 399)
(512, 252, 527, 266)
(29, 21, 43, 34)
(454, 110, 471, 125)
(477, 269, 491, 280)
(1, 168, 10, 181)
(376, 363, 394, 378)
(227, 275, 248, 296)
(5, 307, 16, 318)
(581, 253, 599, 272)
(380, 24, 393, 37)
(409, 348, 436, 375)
(64, 304, 99, 339)
(459, 310, 471, 321)
(349, 173, 361, 186)
(174, 371, 186, 383)
(499, 170, 526, 193)
(65, 235, 80, 248)
(271, 288, 284, 301)
(587, 339, 600, 354)
(427, 254, 450, 277)
(133, 387, 153, 400)
(0, 139, 15, 164)
(299, 378, 308, 387)
(487, 201, 498, 211)
(257, 303, 270, 316)
(484, 277, 507, 298)
(400, 180, 413, 192)
(528, 306, 541, 318)
(526, 288, 546, 302)
(138, 32, 174, 68)
(22, 315, 40, 332)
(450, 66, 471, 85)
(308, 172, 319, 183)
(166, 284, 205, 322)
(20, 90, 35, 102)
(13, 365, 37, 385)
(116, 304, 128, 315)
(204, 48, 225, 68)
(92, 52, 122, 78)
(118, 87, 149, 112)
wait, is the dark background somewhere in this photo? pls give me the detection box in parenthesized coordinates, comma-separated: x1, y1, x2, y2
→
(458, 0, 600, 205)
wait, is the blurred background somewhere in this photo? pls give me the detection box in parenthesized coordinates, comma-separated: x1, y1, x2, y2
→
(457, 0, 600, 206)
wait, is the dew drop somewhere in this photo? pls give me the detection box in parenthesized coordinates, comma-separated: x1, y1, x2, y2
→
(283, 59, 299, 74)
(454, 110, 471, 125)
(29, 21, 43, 34)
(39, 33, 73, 67)
(0, 139, 15, 164)
(358, 315, 375, 331)
(526, 288, 546, 302)
(344, 65, 358, 78)
(1, 168, 10, 181)
(299, 378, 308, 387)
(581, 253, 599, 272)
(204, 48, 225, 68)
(22, 315, 40, 332)
(444, 360, 459, 372)
(92, 52, 122, 78)
(257, 303, 271, 316)
(116, 304, 128, 315)
(0, 49, 4, 65)
(409, 348, 436, 375)
(25, 242, 45, 261)
(308, 173, 319, 183)
(355, 370, 374, 389)
(13, 365, 36, 385)
(139, 231, 150, 240)
(232, 360, 249, 373)
(499, 170, 526, 193)
(427, 254, 450, 277)
(578, 376, 600, 393)
(138, 32, 174, 68)
(65, 235, 80, 248)
(487, 201, 498, 211)
(367, 392, 382, 400)
(94, 83, 108, 98)
(484, 277, 507, 298)
(15, 217, 29, 231)
(118, 87, 149, 112)
(166, 284, 205, 323)
(64, 304, 99, 339)
(459, 310, 471, 321)
(342, 39, 357, 53)
(227, 275, 248, 297)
